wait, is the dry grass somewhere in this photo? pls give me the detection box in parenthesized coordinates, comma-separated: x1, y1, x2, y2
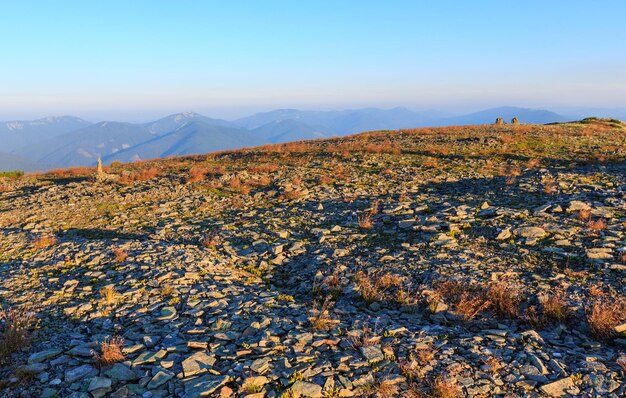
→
(358, 378, 400, 398)
(242, 378, 264, 394)
(119, 167, 160, 185)
(100, 286, 119, 306)
(483, 355, 504, 376)
(354, 271, 381, 303)
(429, 374, 461, 398)
(354, 271, 403, 304)
(161, 284, 175, 297)
(578, 209, 591, 222)
(135, 167, 159, 181)
(318, 174, 334, 185)
(363, 142, 401, 155)
(93, 336, 125, 368)
(588, 284, 605, 297)
(542, 176, 557, 195)
(249, 163, 278, 173)
(256, 175, 272, 187)
(348, 319, 380, 349)
(32, 235, 56, 250)
(67, 166, 93, 177)
(436, 279, 521, 320)
(415, 343, 437, 365)
(526, 158, 541, 169)
(229, 177, 242, 190)
(399, 359, 425, 381)
(200, 229, 220, 249)
(187, 166, 207, 183)
(454, 291, 491, 321)
(586, 218, 607, 234)
(586, 295, 626, 340)
(540, 290, 570, 323)
(487, 281, 521, 318)
(422, 157, 440, 169)
(118, 174, 135, 186)
(433, 279, 492, 320)
(434, 279, 465, 303)
(0, 306, 38, 364)
(279, 189, 302, 200)
(291, 175, 303, 186)
(112, 247, 128, 263)
(322, 270, 342, 299)
(308, 296, 339, 331)
(358, 211, 374, 229)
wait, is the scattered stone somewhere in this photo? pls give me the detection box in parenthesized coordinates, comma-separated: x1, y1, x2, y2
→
(65, 364, 96, 383)
(514, 226, 547, 238)
(290, 381, 323, 397)
(540, 377, 576, 397)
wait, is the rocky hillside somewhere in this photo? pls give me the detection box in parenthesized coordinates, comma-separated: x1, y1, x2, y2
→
(0, 119, 625, 397)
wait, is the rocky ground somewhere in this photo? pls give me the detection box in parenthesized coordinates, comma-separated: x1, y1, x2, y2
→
(1, 119, 625, 397)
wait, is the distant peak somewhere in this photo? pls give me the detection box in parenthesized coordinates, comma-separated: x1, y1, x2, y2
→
(173, 112, 202, 122)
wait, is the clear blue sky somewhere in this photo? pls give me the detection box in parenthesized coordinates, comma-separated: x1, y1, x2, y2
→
(1, 0, 625, 121)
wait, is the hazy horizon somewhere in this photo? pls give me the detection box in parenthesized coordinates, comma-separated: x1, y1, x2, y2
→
(3, 104, 626, 125)
(2, 1, 625, 121)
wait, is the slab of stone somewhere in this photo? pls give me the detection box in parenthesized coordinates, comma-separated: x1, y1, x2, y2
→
(147, 371, 173, 389)
(250, 357, 271, 374)
(540, 377, 575, 397)
(182, 352, 216, 378)
(104, 363, 138, 381)
(65, 364, 96, 383)
(88, 376, 112, 392)
(156, 306, 177, 321)
(290, 381, 323, 397)
(184, 375, 228, 398)
(28, 348, 62, 364)
(360, 345, 384, 363)
(132, 349, 167, 366)
(514, 227, 546, 238)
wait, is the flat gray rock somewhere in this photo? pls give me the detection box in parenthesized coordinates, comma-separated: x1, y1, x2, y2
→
(184, 375, 228, 398)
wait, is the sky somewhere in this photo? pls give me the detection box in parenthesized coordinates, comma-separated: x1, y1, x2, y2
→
(1, 0, 625, 121)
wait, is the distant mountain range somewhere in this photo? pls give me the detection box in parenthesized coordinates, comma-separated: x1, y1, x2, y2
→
(0, 106, 616, 172)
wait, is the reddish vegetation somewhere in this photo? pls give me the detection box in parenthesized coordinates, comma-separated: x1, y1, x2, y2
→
(135, 167, 160, 181)
(187, 166, 208, 183)
(94, 336, 125, 368)
(120, 167, 160, 185)
(586, 218, 607, 234)
(112, 247, 128, 263)
(33, 235, 56, 250)
(586, 295, 626, 340)
(0, 306, 38, 363)
(249, 163, 279, 173)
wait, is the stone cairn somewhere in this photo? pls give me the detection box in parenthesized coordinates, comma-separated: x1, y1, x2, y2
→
(96, 157, 119, 182)
(97, 157, 104, 178)
(511, 117, 520, 124)
(495, 117, 505, 125)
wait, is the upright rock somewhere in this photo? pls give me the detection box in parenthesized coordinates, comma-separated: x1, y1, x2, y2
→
(511, 117, 520, 124)
(97, 157, 104, 177)
(495, 117, 505, 125)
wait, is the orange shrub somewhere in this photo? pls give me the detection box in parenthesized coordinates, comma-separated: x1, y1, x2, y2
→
(187, 167, 207, 183)
(249, 163, 279, 173)
(112, 247, 128, 263)
(33, 235, 56, 250)
(94, 336, 125, 368)
(0, 306, 38, 364)
(587, 295, 626, 340)
(135, 167, 159, 181)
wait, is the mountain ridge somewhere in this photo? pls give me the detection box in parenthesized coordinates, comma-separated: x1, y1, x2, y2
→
(1, 106, 608, 171)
